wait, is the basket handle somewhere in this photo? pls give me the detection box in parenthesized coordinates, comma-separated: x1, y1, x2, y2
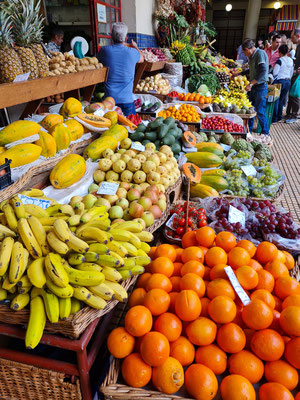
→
(184, 178, 190, 233)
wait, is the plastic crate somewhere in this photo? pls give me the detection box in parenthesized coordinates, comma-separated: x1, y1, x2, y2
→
(256, 99, 276, 134)
(0, 159, 13, 190)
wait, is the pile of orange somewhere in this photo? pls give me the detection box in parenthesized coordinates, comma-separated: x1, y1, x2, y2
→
(177, 92, 212, 104)
(158, 104, 201, 123)
(107, 228, 300, 400)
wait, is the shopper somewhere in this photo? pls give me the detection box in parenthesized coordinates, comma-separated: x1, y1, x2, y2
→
(285, 28, 300, 123)
(236, 44, 248, 65)
(272, 44, 294, 123)
(97, 22, 144, 116)
(265, 31, 278, 50)
(257, 37, 264, 50)
(265, 34, 281, 70)
(242, 39, 269, 135)
(46, 26, 64, 53)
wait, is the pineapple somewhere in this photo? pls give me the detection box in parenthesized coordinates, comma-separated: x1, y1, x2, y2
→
(0, 9, 23, 83)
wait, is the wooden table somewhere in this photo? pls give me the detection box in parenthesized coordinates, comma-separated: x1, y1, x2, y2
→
(0, 68, 108, 119)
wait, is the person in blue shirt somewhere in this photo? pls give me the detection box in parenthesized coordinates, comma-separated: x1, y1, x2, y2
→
(97, 22, 144, 116)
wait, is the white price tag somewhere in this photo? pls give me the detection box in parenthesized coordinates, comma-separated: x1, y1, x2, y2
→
(166, 214, 177, 231)
(94, 108, 104, 117)
(221, 143, 231, 151)
(224, 83, 230, 92)
(131, 142, 145, 152)
(97, 182, 119, 195)
(268, 95, 274, 102)
(208, 104, 213, 112)
(225, 266, 251, 306)
(228, 205, 245, 228)
(241, 165, 257, 177)
(13, 72, 30, 82)
(19, 194, 51, 209)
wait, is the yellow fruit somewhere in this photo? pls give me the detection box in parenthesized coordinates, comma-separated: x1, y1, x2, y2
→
(49, 123, 71, 151)
(35, 131, 57, 158)
(50, 154, 87, 188)
(40, 114, 64, 131)
(64, 119, 84, 141)
(0, 120, 41, 146)
(0, 144, 42, 168)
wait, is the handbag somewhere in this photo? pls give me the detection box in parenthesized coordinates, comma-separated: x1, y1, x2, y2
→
(289, 75, 300, 98)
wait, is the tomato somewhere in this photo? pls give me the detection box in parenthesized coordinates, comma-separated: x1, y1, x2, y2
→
(176, 227, 185, 235)
(178, 218, 186, 227)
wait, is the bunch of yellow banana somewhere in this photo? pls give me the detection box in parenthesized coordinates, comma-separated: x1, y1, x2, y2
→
(0, 189, 153, 349)
(170, 40, 186, 55)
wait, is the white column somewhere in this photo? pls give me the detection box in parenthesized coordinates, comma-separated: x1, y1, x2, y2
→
(243, 0, 262, 40)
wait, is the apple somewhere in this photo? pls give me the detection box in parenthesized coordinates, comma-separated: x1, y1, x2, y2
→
(82, 194, 97, 209)
(116, 198, 129, 210)
(109, 205, 124, 220)
(120, 138, 132, 149)
(144, 189, 158, 204)
(103, 194, 118, 205)
(111, 218, 125, 225)
(158, 193, 167, 201)
(138, 196, 152, 211)
(129, 202, 144, 218)
(140, 182, 150, 192)
(150, 205, 162, 219)
(95, 198, 111, 210)
(131, 184, 143, 194)
(119, 182, 131, 191)
(156, 184, 165, 193)
(93, 170, 106, 184)
(134, 218, 146, 229)
(149, 185, 159, 195)
(88, 183, 99, 194)
(116, 187, 127, 199)
(157, 198, 167, 212)
(123, 209, 132, 221)
(127, 188, 141, 202)
(141, 211, 155, 227)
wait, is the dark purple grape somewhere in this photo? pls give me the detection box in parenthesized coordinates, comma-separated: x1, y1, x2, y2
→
(286, 218, 293, 226)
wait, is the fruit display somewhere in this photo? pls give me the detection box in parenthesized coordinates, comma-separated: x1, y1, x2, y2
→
(106, 232, 300, 398)
(126, 114, 142, 125)
(213, 87, 254, 114)
(84, 97, 117, 113)
(140, 102, 161, 113)
(158, 104, 201, 123)
(170, 41, 194, 65)
(201, 115, 244, 133)
(140, 49, 160, 63)
(216, 71, 230, 84)
(136, 74, 171, 95)
(230, 75, 249, 90)
(48, 52, 103, 76)
(141, 48, 167, 62)
(177, 92, 212, 104)
(188, 73, 220, 95)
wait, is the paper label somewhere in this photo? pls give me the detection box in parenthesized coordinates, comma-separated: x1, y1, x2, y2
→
(94, 108, 104, 117)
(228, 205, 245, 228)
(225, 266, 251, 306)
(241, 165, 257, 177)
(19, 194, 51, 209)
(221, 143, 231, 151)
(224, 83, 230, 92)
(97, 182, 119, 195)
(13, 72, 30, 82)
(131, 142, 145, 152)
(268, 95, 274, 102)
(166, 214, 176, 231)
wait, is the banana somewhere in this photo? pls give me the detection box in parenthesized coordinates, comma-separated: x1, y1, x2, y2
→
(133, 231, 154, 242)
(87, 282, 114, 301)
(67, 233, 89, 254)
(104, 281, 128, 302)
(0, 199, 9, 211)
(40, 197, 58, 205)
(2, 275, 17, 291)
(101, 266, 122, 283)
(45, 272, 73, 298)
(43, 226, 53, 233)
(47, 231, 69, 255)
(97, 254, 122, 268)
(70, 298, 81, 314)
(84, 251, 99, 263)
(118, 269, 132, 280)
(63, 263, 104, 286)
(75, 202, 85, 216)
(119, 242, 138, 257)
(76, 263, 102, 272)
(59, 297, 71, 320)
(107, 241, 128, 258)
(25, 296, 46, 349)
(3, 204, 18, 231)
(10, 195, 26, 219)
(109, 251, 125, 267)
(132, 255, 151, 266)
(78, 218, 110, 232)
(7, 285, 17, 294)
(77, 227, 110, 244)
(111, 221, 143, 233)
(18, 218, 43, 259)
(137, 249, 149, 258)
(72, 286, 107, 310)
(131, 265, 145, 275)
(10, 293, 30, 310)
(31, 287, 59, 323)
(18, 285, 32, 294)
(68, 253, 86, 266)
(0, 288, 7, 300)
(88, 243, 110, 255)
(58, 204, 74, 217)
(110, 229, 132, 242)
(0, 224, 16, 238)
(21, 188, 44, 197)
(53, 219, 70, 243)
(45, 204, 61, 216)
(38, 216, 69, 226)
(70, 196, 83, 209)
(124, 258, 136, 269)
(27, 257, 46, 288)
(0, 237, 14, 276)
(67, 215, 81, 227)
(80, 206, 106, 224)
(17, 274, 31, 288)
(27, 215, 50, 256)
(0, 213, 7, 225)
(9, 241, 25, 284)
(45, 253, 69, 288)
(140, 242, 151, 254)
(24, 204, 49, 218)
(128, 232, 141, 249)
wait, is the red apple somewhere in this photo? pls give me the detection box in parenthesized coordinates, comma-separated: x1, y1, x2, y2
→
(127, 188, 141, 202)
(144, 190, 158, 204)
(129, 202, 144, 218)
(156, 199, 167, 212)
(150, 205, 162, 219)
(120, 182, 131, 191)
(138, 197, 152, 211)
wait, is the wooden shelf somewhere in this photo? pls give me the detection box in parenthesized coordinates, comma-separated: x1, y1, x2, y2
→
(144, 61, 166, 72)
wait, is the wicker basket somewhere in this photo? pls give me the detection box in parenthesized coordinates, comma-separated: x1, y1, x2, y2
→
(0, 358, 81, 400)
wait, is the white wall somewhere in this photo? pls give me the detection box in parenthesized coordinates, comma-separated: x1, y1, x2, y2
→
(122, 0, 155, 35)
(122, 0, 136, 32)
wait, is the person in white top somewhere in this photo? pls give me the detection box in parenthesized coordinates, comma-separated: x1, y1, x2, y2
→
(272, 44, 294, 123)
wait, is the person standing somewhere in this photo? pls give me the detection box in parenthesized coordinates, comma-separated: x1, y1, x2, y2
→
(46, 26, 64, 53)
(272, 44, 294, 123)
(236, 44, 249, 65)
(265, 34, 281, 70)
(242, 39, 269, 134)
(97, 22, 144, 116)
(285, 28, 300, 123)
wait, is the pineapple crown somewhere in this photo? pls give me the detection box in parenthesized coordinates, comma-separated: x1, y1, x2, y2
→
(0, 9, 13, 48)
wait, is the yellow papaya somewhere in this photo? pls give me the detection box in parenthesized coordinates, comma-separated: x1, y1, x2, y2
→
(101, 124, 128, 142)
(195, 142, 223, 152)
(190, 183, 219, 199)
(0, 144, 42, 168)
(35, 131, 57, 158)
(64, 119, 84, 141)
(83, 136, 118, 161)
(200, 175, 228, 192)
(50, 154, 86, 189)
(49, 123, 71, 151)
(0, 147, 6, 155)
(202, 169, 226, 177)
(60, 97, 82, 118)
(185, 152, 223, 168)
(0, 120, 41, 146)
(104, 111, 118, 126)
(40, 114, 64, 131)
(76, 114, 111, 128)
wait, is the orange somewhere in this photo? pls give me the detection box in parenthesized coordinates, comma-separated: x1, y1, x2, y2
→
(128, 288, 146, 308)
(227, 247, 250, 270)
(143, 288, 170, 316)
(195, 344, 227, 375)
(256, 269, 275, 291)
(236, 239, 256, 258)
(140, 331, 170, 367)
(154, 312, 182, 342)
(205, 246, 227, 268)
(276, 250, 286, 263)
(172, 262, 183, 276)
(175, 290, 201, 321)
(280, 306, 300, 336)
(204, 266, 211, 280)
(217, 322, 246, 353)
(181, 246, 204, 264)
(220, 374, 255, 400)
(107, 327, 135, 359)
(215, 231, 236, 252)
(145, 273, 172, 293)
(255, 241, 278, 265)
(152, 357, 184, 395)
(121, 353, 152, 388)
(186, 317, 217, 346)
(284, 337, 300, 368)
(180, 273, 206, 297)
(198, 245, 208, 256)
(264, 360, 298, 391)
(264, 259, 289, 279)
(175, 248, 184, 263)
(232, 304, 245, 328)
(200, 297, 210, 317)
(228, 350, 264, 383)
(149, 247, 157, 260)
(270, 309, 282, 332)
(155, 244, 176, 262)
(282, 251, 295, 270)
(151, 257, 174, 277)
(282, 294, 300, 309)
(185, 364, 218, 400)
(242, 298, 273, 330)
(124, 305, 152, 337)
(206, 278, 236, 300)
(170, 276, 181, 292)
(136, 273, 151, 289)
(208, 295, 236, 324)
(180, 260, 205, 277)
(274, 276, 300, 299)
(209, 264, 228, 280)
(250, 329, 285, 361)
(250, 289, 276, 310)
(296, 394, 300, 400)
(168, 292, 179, 313)
(181, 231, 198, 248)
(235, 266, 258, 290)
(244, 328, 256, 350)
(274, 295, 282, 312)
(195, 226, 216, 248)
(248, 258, 263, 271)
(169, 336, 195, 367)
(258, 382, 294, 400)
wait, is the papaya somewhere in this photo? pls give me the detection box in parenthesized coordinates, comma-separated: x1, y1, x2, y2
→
(0, 143, 42, 168)
(200, 175, 228, 192)
(183, 163, 201, 184)
(196, 146, 224, 158)
(49, 123, 71, 151)
(202, 169, 226, 177)
(117, 114, 137, 131)
(76, 114, 111, 128)
(0, 120, 41, 146)
(185, 152, 223, 168)
(101, 124, 128, 142)
(50, 154, 86, 189)
(183, 131, 196, 147)
(64, 119, 84, 141)
(60, 97, 82, 118)
(190, 183, 219, 199)
(35, 131, 57, 158)
(0, 147, 6, 155)
(195, 142, 223, 152)
(83, 136, 118, 161)
(41, 114, 64, 131)
(104, 111, 118, 126)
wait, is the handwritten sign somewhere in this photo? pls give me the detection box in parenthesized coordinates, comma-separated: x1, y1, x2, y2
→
(131, 142, 145, 152)
(228, 205, 245, 228)
(19, 194, 51, 209)
(241, 165, 257, 177)
(13, 72, 30, 83)
(225, 266, 251, 306)
(97, 182, 119, 195)
(97, 3, 107, 23)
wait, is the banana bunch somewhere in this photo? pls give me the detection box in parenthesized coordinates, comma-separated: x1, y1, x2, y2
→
(0, 189, 153, 349)
(170, 40, 186, 55)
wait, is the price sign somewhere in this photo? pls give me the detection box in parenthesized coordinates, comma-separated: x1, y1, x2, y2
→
(225, 266, 251, 306)
(166, 214, 176, 231)
(228, 205, 245, 228)
(131, 142, 145, 152)
(241, 165, 257, 177)
(224, 83, 230, 92)
(19, 194, 51, 209)
(221, 143, 231, 151)
(97, 182, 119, 195)
(94, 108, 104, 117)
(13, 72, 30, 82)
